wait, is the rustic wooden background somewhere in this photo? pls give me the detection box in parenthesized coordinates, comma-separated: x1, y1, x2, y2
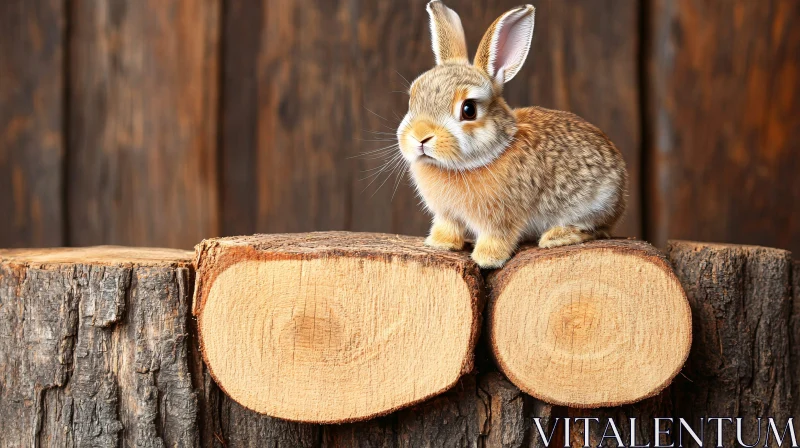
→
(1, 0, 798, 252)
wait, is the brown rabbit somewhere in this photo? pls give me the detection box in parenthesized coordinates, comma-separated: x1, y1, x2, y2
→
(396, 1, 628, 268)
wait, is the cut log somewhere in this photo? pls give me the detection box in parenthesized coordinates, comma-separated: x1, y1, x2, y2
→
(0, 246, 195, 447)
(487, 239, 692, 408)
(667, 241, 794, 447)
(1, 236, 798, 446)
(192, 232, 484, 423)
(792, 260, 800, 419)
(321, 372, 555, 448)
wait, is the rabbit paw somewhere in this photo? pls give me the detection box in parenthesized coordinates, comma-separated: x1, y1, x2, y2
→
(471, 235, 514, 269)
(539, 226, 595, 248)
(425, 219, 465, 251)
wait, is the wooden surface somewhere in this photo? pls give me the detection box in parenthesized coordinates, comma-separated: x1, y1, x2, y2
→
(646, 0, 800, 253)
(67, 0, 220, 248)
(1, 236, 799, 446)
(792, 260, 800, 419)
(488, 239, 691, 409)
(0, 0, 65, 248)
(0, 247, 196, 446)
(219, 0, 433, 237)
(193, 232, 483, 423)
(193, 370, 556, 448)
(219, 0, 642, 239)
(667, 241, 794, 447)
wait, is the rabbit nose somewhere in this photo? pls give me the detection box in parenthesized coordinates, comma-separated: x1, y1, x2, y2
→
(419, 135, 434, 144)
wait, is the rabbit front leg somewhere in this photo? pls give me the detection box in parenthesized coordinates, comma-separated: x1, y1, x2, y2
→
(538, 225, 599, 248)
(425, 215, 466, 251)
(471, 232, 518, 269)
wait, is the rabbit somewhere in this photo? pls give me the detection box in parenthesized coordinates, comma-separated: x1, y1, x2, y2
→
(396, 1, 628, 269)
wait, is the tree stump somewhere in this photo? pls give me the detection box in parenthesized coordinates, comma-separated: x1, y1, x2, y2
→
(487, 240, 692, 408)
(667, 241, 795, 447)
(0, 246, 196, 447)
(192, 232, 484, 423)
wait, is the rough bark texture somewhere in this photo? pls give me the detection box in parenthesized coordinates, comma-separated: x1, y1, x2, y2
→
(565, 394, 674, 447)
(1, 238, 798, 447)
(791, 260, 800, 419)
(667, 241, 794, 447)
(191, 370, 554, 448)
(0, 248, 197, 447)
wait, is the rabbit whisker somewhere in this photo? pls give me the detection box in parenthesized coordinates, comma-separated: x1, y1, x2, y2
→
(359, 154, 403, 186)
(371, 156, 406, 197)
(390, 161, 409, 201)
(394, 70, 412, 90)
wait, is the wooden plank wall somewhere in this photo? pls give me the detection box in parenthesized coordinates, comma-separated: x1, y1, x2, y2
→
(645, 0, 800, 250)
(67, 0, 220, 248)
(219, 0, 640, 238)
(1, 0, 798, 253)
(0, 0, 65, 247)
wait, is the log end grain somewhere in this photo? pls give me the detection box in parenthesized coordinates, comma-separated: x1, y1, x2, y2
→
(0, 246, 193, 266)
(488, 239, 692, 408)
(192, 232, 484, 424)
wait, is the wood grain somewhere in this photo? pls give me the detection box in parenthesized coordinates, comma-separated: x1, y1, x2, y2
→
(0, 0, 65, 248)
(487, 239, 691, 409)
(67, 0, 221, 248)
(192, 232, 484, 423)
(1, 236, 798, 446)
(220, 0, 430, 238)
(646, 0, 800, 252)
(192, 370, 554, 448)
(219, 0, 641, 239)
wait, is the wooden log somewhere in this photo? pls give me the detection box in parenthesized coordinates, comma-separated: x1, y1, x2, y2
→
(0, 246, 196, 446)
(667, 241, 794, 447)
(192, 232, 484, 423)
(192, 369, 554, 447)
(792, 260, 800, 419)
(322, 372, 555, 448)
(1, 236, 795, 446)
(487, 239, 692, 408)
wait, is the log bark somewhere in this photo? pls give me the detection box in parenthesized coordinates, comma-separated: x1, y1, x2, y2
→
(0, 246, 196, 447)
(192, 232, 484, 423)
(790, 260, 800, 422)
(667, 241, 794, 447)
(1, 237, 797, 447)
(487, 239, 692, 409)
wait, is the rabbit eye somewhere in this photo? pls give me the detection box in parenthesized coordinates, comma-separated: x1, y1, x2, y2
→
(461, 100, 477, 121)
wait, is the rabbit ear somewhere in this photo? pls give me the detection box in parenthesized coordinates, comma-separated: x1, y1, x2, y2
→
(474, 5, 535, 84)
(427, 1, 468, 65)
